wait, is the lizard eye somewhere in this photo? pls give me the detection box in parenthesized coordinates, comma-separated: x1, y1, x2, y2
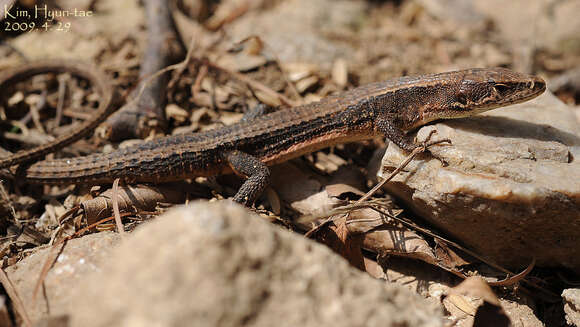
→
(494, 83, 510, 96)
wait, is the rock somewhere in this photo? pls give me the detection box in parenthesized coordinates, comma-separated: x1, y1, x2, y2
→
(418, 0, 580, 56)
(415, 0, 486, 24)
(500, 300, 542, 327)
(441, 296, 542, 327)
(225, 0, 364, 70)
(563, 289, 580, 326)
(427, 278, 541, 327)
(379, 92, 580, 272)
(5, 232, 120, 324)
(69, 201, 443, 327)
(473, 0, 580, 53)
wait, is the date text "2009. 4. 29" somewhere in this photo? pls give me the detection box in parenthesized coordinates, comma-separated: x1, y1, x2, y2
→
(3, 21, 71, 33)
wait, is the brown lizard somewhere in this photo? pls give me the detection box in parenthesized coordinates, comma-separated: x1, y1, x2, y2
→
(0, 65, 545, 205)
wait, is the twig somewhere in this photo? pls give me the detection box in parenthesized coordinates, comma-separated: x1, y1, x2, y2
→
(167, 36, 197, 92)
(236, 36, 302, 103)
(102, 0, 184, 141)
(54, 73, 68, 127)
(103, 34, 196, 141)
(296, 198, 396, 229)
(356, 137, 450, 204)
(192, 64, 208, 96)
(362, 206, 558, 297)
(31, 241, 66, 306)
(112, 178, 125, 237)
(31, 208, 135, 304)
(488, 258, 535, 287)
(20, 89, 47, 127)
(304, 136, 449, 237)
(201, 59, 297, 107)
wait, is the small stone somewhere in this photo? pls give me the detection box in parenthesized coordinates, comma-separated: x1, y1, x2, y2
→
(563, 289, 580, 326)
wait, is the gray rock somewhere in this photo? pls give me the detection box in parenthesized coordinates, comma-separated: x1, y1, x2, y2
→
(69, 201, 443, 327)
(225, 0, 363, 69)
(501, 299, 543, 327)
(415, 0, 486, 24)
(379, 92, 580, 272)
(419, 0, 580, 55)
(473, 0, 580, 53)
(563, 289, 580, 327)
(5, 232, 120, 324)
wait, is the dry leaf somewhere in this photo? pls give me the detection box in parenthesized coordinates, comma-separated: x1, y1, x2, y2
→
(363, 256, 386, 279)
(283, 62, 319, 82)
(216, 53, 268, 72)
(325, 184, 364, 199)
(447, 276, 510, 327)
(313, 215, 365, 271)
(295, 76, 319, 93)
(434, 238, 472, 268)
(487, 258, 535, 287)
(313, 152, 347, 173)
(165, 104, 190, 123)
(365, 227, 438, 265)
(82, 183, 186, 225)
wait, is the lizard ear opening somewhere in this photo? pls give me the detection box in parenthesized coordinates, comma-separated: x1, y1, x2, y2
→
(457, 92, 469, 106)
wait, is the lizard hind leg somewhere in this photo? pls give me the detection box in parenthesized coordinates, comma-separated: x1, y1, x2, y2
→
(224, 151, 271, 206)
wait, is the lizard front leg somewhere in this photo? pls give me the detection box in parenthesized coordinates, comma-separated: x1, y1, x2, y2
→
(375, 117, 418, 152)
(376, 117, 450, 164)
(224, 150, 271, 206)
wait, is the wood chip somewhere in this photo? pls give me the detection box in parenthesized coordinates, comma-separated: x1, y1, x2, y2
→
(295, 75, 319, 93)
(254, 89, 282, 107)
(332, 58, 348, 87)
(283, 62, 319, 82)
(7, 92, 23, 106)
(217, 53, 268, 72)
(165, 104, 190, 123)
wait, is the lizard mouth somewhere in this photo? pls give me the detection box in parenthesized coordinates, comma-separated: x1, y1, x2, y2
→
(492, 75, 546, 106)
(462, 74, 546, 115)
(415, 73, 547, 128)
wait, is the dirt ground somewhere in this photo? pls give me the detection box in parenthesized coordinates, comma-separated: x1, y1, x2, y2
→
(0, 0, 579, 326)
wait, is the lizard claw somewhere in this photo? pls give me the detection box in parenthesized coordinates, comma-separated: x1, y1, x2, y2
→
(416, 130, 452, 166)
(426, 150, 449, 166)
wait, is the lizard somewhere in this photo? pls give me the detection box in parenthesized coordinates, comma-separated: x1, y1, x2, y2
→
(0, 64, 545, 205)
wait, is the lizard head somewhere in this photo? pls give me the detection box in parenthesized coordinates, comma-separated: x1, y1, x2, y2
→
(444, 67, 546, 118)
